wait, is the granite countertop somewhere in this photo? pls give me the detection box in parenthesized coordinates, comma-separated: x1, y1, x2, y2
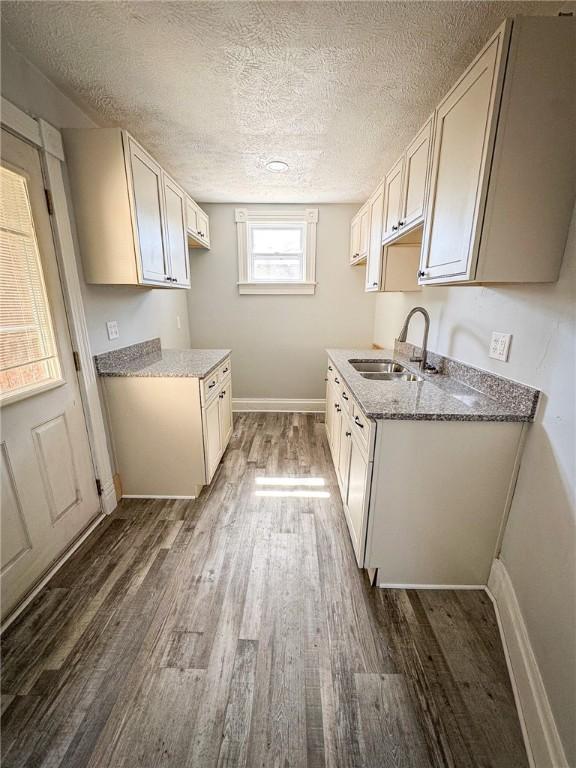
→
(95, 338, 230, 379)
(326, 347, 539, 423)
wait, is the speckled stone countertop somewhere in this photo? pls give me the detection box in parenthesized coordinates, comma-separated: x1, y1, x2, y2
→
(326, 347, 539, 422)
(95, 338, 230, 379)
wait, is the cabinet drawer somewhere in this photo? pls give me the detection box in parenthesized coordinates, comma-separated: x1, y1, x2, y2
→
(339, 382, 353, 415)
(217, 357, 231, 382)
(201, 372, 220, 404)
(351, 402, 372, 454)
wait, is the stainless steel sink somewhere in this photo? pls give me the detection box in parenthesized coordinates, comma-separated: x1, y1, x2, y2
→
(349, 359, 408, 373)
(361, 371, 422, 382)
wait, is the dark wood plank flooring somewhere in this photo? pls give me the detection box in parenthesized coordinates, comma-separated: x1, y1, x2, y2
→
(1, 412, 528, 767)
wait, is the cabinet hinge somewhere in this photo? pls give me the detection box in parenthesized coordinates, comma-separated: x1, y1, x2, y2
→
(72, 350, 81, 372)
(95, 478, 103, 496)
(44, 188, 54, 216)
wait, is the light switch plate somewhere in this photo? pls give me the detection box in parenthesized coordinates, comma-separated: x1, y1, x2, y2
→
(489, 332, 512, 362)
(106, 320, 119, 341)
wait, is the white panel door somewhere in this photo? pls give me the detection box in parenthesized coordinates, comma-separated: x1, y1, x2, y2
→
(337, 417, 352, 495)
(163, 175, 189, 287)
(346, 436, 369, 565)
(358, 205, 370, 260)
(365, 184, 384, 291)
(401, 118, 432, 230)
(195, 208, 210, 246)
(349, 215, 360, 262)
(0, 130, 100, 621)
(420, 35, 502, 281)
(128, 138, 169, 284)
(382, 157, 404, 241)
(218, 383, 233, 452)
(203, 395, 221, 483)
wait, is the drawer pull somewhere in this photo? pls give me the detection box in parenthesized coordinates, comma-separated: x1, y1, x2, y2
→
(345, 431, 351, 437)
(354, 415, 364, 429)
(342, 393, 349, 401)
(328, 366, 333, 371)
(334, 377, 340, 384)
(222, 367, 229, 374)
(208, 381, 216, 389)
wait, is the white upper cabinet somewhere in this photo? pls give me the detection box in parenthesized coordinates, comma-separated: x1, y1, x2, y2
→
(365, 183, 384, 291)
(420, 35, 503, 283)
(163, 174, 190, 287)
(401, 117, 432, 231)
(187, 196, 211, 249)
(381, 157, 404, 242)
(420, 17, 575, 285)
(128, 139, 169, 284)
(63, 128, 193, 288)
(350, 202, 370, 264)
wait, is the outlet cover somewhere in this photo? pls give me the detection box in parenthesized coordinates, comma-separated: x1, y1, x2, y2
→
(106, 320, 119, 341)
(489, 332, 512, 362)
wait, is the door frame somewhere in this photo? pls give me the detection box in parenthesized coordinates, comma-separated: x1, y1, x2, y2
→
(1, 97, 116, 518)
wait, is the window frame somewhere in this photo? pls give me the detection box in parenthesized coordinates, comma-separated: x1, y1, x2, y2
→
(235, 208, 318, 295)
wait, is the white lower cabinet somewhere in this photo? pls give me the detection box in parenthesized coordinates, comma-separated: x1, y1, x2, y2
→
(325, 358, 524, 586)
(102, 358, 232, 497)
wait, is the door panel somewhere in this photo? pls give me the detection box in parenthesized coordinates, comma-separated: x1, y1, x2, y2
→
(204, 395, 221, 482)
(128, 139, 168, 284)
(402, 119, 432, 228)
(163, 176, 189, 287)
(421, 37, 501, 281)
(365, 184, 384, 291)
(382, 158, 404, 241)
(0, 129, 100, 621)
(337, 418, 352, 495)
(218, 384, 233, 451)
(350, 216, 360, 262)
(346, 437, 369, 565)
(358, 206, 370, 259)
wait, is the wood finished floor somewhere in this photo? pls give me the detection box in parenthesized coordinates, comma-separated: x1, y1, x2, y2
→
(1, 412, 528, 768)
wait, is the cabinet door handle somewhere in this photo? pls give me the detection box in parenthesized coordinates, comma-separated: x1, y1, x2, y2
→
(334, 377, 340, 384)
(354, 416, 364, 429)
(342, 393, 348, 401)
(372, 281, 378, 286)
(336, 405, 341, 412)
(219, 391, 225, 398)
(345, 431, 351, 437)
(392, 225, 398, 231)
(418, 270, 426, 278)
(328, 366, 333, 371)
(324, 378, 329, 382)
(399, 220, 405, 227)
(223, 367, 229, 373)
(164, 275, 171, 281)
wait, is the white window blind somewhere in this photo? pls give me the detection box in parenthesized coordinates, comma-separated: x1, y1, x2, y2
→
(0, 166, 62, 403)
(248, 223, 305, 282)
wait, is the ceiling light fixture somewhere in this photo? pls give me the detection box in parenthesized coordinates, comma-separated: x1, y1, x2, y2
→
(266, 160, 289, 173)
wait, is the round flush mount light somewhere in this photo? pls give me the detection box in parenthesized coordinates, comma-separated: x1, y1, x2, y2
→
(266, 160, 289, 173)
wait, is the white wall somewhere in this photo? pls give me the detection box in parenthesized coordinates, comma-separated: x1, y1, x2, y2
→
(373, 207, 576, 764)
(186, 203, 374, 400)
(1, 41, 191, 355)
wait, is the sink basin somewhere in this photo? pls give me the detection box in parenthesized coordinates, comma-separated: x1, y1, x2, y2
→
(349, 359, 408, 373)
(361, 371, 422, 382)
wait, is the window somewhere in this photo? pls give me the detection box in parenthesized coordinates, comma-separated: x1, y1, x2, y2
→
(0, 166, 62, 404)
(235, 208, 318, 294)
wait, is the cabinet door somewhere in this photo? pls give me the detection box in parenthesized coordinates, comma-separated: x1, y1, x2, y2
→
(420, 35, 503, 282)
(401, 118, 432, 230)
(349, 215, 361, 262)
(358, 205, 370, 260)
(365, 184, 384, 291)
(382, 157, 404, 241)
(128, 139, 169, 284)
(186, 198, 198, 235)
(331, 400, 342, 465)
(325, 378, 334, 444)
(346, 436, 370, 565)
(218, 384, 233, 452)
(163, 176, 190, 287)
(337, 417, 352, 494)
(204, 395, 221, 482)
(196, 208, 210, 246)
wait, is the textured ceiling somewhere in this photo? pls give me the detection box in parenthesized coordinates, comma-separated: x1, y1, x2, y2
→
(0, 1, 567, 202)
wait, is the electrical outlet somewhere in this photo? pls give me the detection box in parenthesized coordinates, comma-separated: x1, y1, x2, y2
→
(106, 320, 119, 341)
(489, 332, 512, 362)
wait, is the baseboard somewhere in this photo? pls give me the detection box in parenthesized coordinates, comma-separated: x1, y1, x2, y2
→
(377, 582, 486, 590)
(1, 512, 107, 633)
(232, 398, 326, 413)
(487, 558, 568, 768)
(122, 494, 198, 500)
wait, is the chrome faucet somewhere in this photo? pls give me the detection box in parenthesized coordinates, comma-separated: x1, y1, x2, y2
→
(397, 307, 430, 372)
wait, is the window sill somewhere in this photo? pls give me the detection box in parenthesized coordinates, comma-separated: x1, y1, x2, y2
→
(237, 281, 317, 295)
